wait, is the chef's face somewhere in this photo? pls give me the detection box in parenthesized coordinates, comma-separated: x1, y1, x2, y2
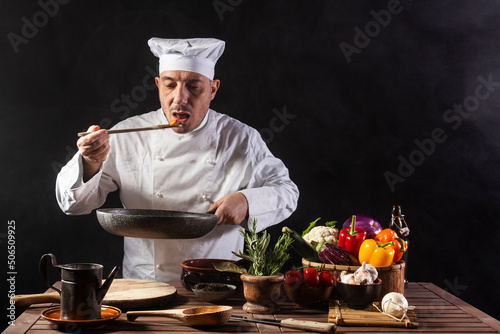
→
(155, 70, 220, 133)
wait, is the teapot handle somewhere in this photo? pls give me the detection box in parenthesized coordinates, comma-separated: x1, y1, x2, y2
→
(39, 253, 61, 294)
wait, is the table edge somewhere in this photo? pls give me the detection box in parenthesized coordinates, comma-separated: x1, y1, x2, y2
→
(419, 282, 500, 332)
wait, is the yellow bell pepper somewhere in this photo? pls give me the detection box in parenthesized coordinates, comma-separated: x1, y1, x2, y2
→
(358, 239, 395, 267)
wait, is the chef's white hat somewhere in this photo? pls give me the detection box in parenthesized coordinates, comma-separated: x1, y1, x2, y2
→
(148, 37, 225, 80)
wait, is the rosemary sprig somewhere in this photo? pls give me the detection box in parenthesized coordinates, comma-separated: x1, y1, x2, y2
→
(233, 219, 293, 276)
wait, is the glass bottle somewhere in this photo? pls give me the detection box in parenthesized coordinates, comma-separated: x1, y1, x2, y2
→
(390, 205, 410, 288)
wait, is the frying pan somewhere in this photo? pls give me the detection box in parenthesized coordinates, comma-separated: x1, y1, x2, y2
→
(96, 208, 218, 239)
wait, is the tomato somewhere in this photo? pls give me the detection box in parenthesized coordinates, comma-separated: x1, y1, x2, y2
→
(319, 271, 334, 287)
(284, 270, 302, 287)
(303, 267, 320, 287)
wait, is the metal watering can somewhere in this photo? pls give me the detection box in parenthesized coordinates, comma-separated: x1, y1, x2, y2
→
(40, 253, 119, 320)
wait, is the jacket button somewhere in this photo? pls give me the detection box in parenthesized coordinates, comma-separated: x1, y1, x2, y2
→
(156, 192, 163, 198)
(156, 264, 162, 270)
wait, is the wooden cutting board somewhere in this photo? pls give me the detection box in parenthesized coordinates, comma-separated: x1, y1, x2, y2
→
(13, 279, 177, 310)
(329, 300, 418, 328)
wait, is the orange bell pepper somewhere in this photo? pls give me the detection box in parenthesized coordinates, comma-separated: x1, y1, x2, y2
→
(358, 239, 395, 267)
(374, 228, 407, 263)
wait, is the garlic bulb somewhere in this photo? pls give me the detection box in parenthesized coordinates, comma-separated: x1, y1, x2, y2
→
(339, 270, 355, 284)
(353, 262, 378, 284)
(381, 292, 409, 318)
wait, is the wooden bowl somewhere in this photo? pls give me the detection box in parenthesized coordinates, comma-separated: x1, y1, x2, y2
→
(283, 284, 334, 306)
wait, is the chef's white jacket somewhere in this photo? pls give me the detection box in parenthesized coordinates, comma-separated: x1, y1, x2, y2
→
(56, 108, 299, 281)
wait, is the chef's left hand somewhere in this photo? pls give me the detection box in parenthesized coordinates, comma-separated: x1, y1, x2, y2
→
(209, 192, 249, 225)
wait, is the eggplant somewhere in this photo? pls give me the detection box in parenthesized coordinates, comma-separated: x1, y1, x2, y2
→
(342, 215, 382, 239)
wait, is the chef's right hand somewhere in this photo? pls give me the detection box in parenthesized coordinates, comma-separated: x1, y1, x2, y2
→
(77, 125, 110, 181)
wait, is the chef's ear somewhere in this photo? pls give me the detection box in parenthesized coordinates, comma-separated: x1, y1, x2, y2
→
(210, 79, 220, 100)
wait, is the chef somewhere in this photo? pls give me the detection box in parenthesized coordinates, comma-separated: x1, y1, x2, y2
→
(56, 37, 299, 281)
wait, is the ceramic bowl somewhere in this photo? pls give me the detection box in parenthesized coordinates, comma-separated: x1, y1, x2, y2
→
(180, 259, 243, 291)
(191, 283, 236, 302)
(284, 284, 334, 306)
(335, 278, 382, 309)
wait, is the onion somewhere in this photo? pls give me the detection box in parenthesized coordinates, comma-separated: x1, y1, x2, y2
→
(381, 292, 409, 318)
(342, 215, 382, 239)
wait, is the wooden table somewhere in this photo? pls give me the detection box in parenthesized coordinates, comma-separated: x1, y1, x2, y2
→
(4, 282, 500, 333)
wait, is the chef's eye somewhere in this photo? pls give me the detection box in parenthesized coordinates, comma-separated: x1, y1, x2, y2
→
(188, 86, 201, 93)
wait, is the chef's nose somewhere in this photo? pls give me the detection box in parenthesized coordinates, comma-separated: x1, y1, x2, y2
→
(173, 85, 189, 104)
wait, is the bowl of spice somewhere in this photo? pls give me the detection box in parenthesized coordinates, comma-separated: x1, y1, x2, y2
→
(191, 283, 237, 302)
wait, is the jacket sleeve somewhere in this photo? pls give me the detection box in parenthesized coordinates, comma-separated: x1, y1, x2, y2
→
(238, 131, 299, 233)
(55, 152, 118, 215)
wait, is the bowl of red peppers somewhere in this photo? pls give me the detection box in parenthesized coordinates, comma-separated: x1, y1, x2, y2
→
(283, 267, 334, 306)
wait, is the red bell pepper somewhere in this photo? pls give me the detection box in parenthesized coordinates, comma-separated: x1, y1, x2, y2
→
(338, 215, 367, 258)
(374, 228, 407, 263)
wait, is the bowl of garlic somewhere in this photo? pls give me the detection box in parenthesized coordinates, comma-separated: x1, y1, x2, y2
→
(335, 262, 382, 309)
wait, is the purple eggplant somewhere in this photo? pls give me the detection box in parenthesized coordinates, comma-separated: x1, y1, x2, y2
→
(342, 215, 382, 239)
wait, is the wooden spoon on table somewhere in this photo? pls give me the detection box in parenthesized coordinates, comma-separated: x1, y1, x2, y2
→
(126, 305, 232, 327)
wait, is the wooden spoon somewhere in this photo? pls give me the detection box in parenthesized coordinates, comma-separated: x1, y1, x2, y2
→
(77, 124, 182, 137)
(126, 305, 233, 326)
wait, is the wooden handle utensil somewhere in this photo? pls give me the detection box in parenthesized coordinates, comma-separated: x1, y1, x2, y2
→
(78, 124, 181, 137)
(127, 305, 233, 326)
(11, 292, 60, 306)
(231, 315, 336, 333)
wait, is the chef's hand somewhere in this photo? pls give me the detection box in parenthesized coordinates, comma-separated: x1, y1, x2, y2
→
(77, 125, 110, 182)
(209, 192, 249, 225)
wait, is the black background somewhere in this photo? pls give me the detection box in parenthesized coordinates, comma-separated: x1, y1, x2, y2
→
(2, 0, 500, 330)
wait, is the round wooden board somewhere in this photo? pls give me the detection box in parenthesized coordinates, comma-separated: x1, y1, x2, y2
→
(102, 279, 177, 310)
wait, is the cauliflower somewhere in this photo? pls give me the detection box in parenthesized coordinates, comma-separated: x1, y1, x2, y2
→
(303, 226, 338, 245)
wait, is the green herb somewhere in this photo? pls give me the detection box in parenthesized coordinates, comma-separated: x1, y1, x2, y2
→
(325, 220, 338, 228)
(302, 217, 321, 237)
(232, 219, 293, 276)
(212, 262, 247, 274)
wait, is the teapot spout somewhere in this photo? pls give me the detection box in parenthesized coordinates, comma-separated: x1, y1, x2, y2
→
(96, 266, 120, 304)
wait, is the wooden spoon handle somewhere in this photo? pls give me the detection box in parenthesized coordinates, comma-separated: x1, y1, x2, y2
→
(77, 124, 181, 137)
(280, 319, 337, 333)
(12, 292, 61, 306)
(127, 309, 183, 321)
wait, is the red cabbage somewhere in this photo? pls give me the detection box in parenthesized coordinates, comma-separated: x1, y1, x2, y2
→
(342, 215, 382, 239)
